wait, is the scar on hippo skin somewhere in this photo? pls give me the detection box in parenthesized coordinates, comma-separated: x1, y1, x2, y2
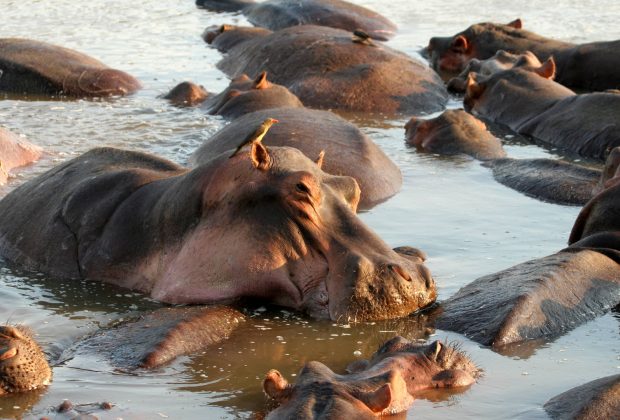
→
(263, 336, 480, 418)
(544, 374, 620, 420)
(0, 325, 51, 395)
(67, 306, 245, 370)
(0, 38, 141, 97)
(404, 109, 506, 161)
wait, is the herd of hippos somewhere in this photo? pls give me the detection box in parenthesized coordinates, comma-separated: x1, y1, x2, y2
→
(0, 0, 619, 418)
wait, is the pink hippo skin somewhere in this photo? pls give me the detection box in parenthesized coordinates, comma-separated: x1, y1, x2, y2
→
(263, 336, 480, 419)
(0, 127, 42, 185)
(0, 145, 436, 322)
(0, 38, 140, 97)
(464, 57, 620, 161)
(205, 24, 447, 114)
(197, 0, 397, 41)
(426, 19, 620, 91)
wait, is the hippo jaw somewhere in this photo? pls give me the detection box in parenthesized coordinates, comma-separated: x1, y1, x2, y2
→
(0, 326, 51, 394)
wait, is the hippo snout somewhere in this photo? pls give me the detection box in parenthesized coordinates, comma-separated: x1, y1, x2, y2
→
(329, 253, 437, 322)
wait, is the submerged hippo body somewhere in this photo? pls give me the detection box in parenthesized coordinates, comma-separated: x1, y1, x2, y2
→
(0, 147, 435, 321)
(405, 109, 505, 160)
(190, 107, 402, 209)
(0, 127, 42, 185)
(427, 20, 620, 91)
(544, 374, 620, 420)
(197, 0, 397, 40)
(208, 25, 448, 114)
(263, 336, 480, 418)
(465, 58, 620, 161)
(0, 325, 51, 395)
(0, 38, 141, 97)
(437, 182, 620, 349)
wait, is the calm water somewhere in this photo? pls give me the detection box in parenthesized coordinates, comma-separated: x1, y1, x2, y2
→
(1, 0, 620, 418)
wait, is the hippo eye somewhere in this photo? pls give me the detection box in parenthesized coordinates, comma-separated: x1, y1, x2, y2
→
(296, 182, 311, 195)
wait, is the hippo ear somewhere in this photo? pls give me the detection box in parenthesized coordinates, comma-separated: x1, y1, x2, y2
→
(250, 139, 272, 171)
(425, 340, 442, 361)
(0, 347, 17, 361)
(466, 73, 485, 100)
(263, 369, 291, 402)
(315, 150, 325, 169)
(451, 35, 469, 52)
(0, 326, 24, 340)
(358, 383, 392, 413)
(534, 57, 556, 79)
(507, 18, 522, 29)
(253, 71, 270, 89)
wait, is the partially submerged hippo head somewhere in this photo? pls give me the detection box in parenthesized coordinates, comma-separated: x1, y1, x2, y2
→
(447, 50, 542, 93)
(404, 109, 506, 160)
(0, 326, 51, 394)
(163, 81, 209, 106)
(595, 146, 620, 194)
(204, 72, 304, 118)
(152, 143, 436, 320)
(263, 336, 479, 418)
(426, 19, 525, 75)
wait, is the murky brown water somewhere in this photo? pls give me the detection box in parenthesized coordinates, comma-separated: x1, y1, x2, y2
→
(1, 0, 619, 418)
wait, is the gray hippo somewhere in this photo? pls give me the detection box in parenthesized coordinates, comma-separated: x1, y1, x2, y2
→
(263, 336, 480, 419)
(196, 0, 397, 41)
(426, 19, 620, 91)
(464, 57, 620, 161)
(0, 145, 436, 321)
(0, 325, 51, 395)
(205, 24, 448, 114)
(0, 38, 141, 97)
(164, 72, 304, 118)
(435, 181, 620, 350)
(544, 374, 620, 420)
(0, 127, 42, 186)
(190, 108, 403, 209)
(405, 109, 505, 160)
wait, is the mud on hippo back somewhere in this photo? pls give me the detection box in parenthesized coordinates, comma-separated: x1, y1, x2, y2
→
(0, 145, 436, 322)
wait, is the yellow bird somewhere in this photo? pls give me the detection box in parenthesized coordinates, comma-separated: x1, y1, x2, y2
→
(229, 117, 279, 158)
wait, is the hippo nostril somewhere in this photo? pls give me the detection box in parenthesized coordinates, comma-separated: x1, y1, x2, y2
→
(419, 265, 434, 289)
(389, 264, 412, 282)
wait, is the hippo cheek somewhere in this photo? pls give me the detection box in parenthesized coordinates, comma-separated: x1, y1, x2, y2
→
(326, 253, 436, 322)
(431, 369, 476, 389)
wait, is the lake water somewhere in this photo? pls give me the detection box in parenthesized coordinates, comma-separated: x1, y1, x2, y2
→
(1, 0, 619, 418)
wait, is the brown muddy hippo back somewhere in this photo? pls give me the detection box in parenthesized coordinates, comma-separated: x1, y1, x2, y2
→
(0, 38, 141, 97)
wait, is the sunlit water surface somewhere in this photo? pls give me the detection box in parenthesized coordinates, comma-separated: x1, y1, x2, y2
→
(1, 0, 619, 418)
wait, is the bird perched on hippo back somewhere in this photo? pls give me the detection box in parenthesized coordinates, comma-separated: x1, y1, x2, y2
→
(229, 117, 278, 158)
(196, 0, 397, 41)
(0, 38, 141, 98)
(206, 24, 448, 115)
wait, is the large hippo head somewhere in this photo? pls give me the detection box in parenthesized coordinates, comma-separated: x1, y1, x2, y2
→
(0, 326, 51, 394)
(0, 144, 436, 321)
(144, 142, 436, 320)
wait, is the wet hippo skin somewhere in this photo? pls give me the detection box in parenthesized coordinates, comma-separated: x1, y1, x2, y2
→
(207, 25, 448, 114)
(0, 38, 141, 97)
(0, 146, 436, 322)
(196, 0, 397, 40)
(544, 374, 620, 420)
(427, 19, 620, 91)
(0, 127, 42, 186)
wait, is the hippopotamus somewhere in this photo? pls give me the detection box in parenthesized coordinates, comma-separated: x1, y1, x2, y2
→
(436, 181, 620, 350)
(0, 127, 42, 186)
(263, 336, 480, 418)
(447, 50, 542, 93)
(544, 374, 620, 420)
(464, 57, 620, 161)
(190, 107, 403, 209)
(0, 146, 436, 321)
(0, 325, 51, 395)
(196, 0, 397, 41)
(206, 25, 448, 114)
(595, 146, 620, 194)
(426, 19, 620, 91)
(164, 72, 304, 119)
(0, 38, 141, 97)
(405, 109, 506, 160)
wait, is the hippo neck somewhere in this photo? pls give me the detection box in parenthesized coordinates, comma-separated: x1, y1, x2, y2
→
(564, 232, 620, 264)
